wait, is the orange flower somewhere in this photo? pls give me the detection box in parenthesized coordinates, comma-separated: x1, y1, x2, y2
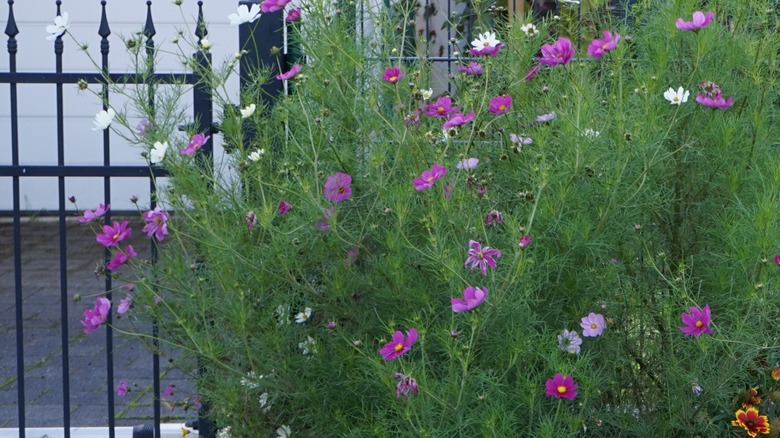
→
(731, 407, 770, 437)
(771, 366, 780, 381)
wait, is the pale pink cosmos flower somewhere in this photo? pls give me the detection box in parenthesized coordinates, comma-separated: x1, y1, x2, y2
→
(678, 304, 713, 337)
(456, 157, 478, 170)
(106, 245, 137, 271)
(459, 62, 484, 75)
(81, 297, 111, 334)
(464, 240, 502, 275)
(277, 201, 291, 215)
(545, 373, 578, 400)
(442, 112, 475, 130)
(518, 234, 531, 248)
(524, 64, 541, 81)
(276, 64, 302, 80)
(180, 133, 210, 155)
(315, 207, 334, 231)
(286, 7, 301, 22)
(78, 203, 110, 223)
(382, 66, 405, 84)
(323, 172, 352, 203)
(538, 37, 574, 66)
(135, 119, 152, 137)
(580, 312, 606, 337)
(116, 380, 129, 397)
(392, 373, 419, 400)
(451, 286, 488, 313)
(510, 134, 533, 146)
(488, 95, 512, 115)
(404, 109, 420, 127)
(536, 112, 556, 123)
(413, 164, 447, 191)
(96, 221, 132, 247)
(587, 30, 620, 58)
(260, 0, 292, 13)
(676, 11, 714, 31)
(378, 328, 418, 361)
(423, 96, 459, 118)
(117, 294, 132, 315)
(485, 210, 503, 226)
(142, 207, 169, 241)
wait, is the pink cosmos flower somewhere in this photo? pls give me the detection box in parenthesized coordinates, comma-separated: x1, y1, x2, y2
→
(442, 112, 475, 130)
(323, 172, 352, 203)
(180, 133, 210, 155)
(488, 95, 512, 115)
(162, 384, 175, 398)
(580, 312, 606, 337)
(78, 203, 110, 223)
(464, 240, 502, 275)
(286, 7, 301, 22)
(392, 373, 419, 400)
(485, 210, 503, 226)
(545, 373, 578, 400)
(469, 44, 503, 57)
(458, 62, 484, 75)
(378, 328, 418, 361)
(524, 64, 541, 81)
(518, 234, 531, 248)
(536, 112, 556, 123)
(510, 134, 533, 146)
(382, 66, 405, 84)
(277, 201, 291, 215)
(587, 30, 620, 58)
(315, 207, 334, 231)
(81, 297, 111, 334)
(413, 164, 447, 191)
(678, 304, 713, 337)
(260, 0, 292, 13)
(106, 245, 137, 271)
(344, 247, 359, 266)
(117, 294, 132, 315)
(676, 11, 714, 31)
(276, 64, 302, 80)
(774, 254, 780, 267)
(142, 207, 169, 241)
(456, 157, 478, 170)
(404, 109, 420, 127)
(695, 93, 733, 109)
(135, 119, 152, 137)
(116, 380, 128, 397)
(444, 185, 452, 201)
(538, 37, 574, 66)
(423, 96, 459, 118)
(451, 286, 488, 313)
(96, 221, 132, 247)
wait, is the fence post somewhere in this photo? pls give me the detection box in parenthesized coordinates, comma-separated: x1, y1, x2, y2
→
(238, 1, 284, 114)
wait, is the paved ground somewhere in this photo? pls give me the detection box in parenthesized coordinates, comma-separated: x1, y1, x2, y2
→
(0, 218, 196, 428)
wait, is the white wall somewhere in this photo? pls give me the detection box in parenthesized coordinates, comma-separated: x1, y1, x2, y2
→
(0, 0, 244, 212)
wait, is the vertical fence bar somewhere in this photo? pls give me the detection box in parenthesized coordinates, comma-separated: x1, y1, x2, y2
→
(239, 1, 284, 110)
(53, 0, 71, 435)
(5, 2, 24, 436)
(97, 1, 117, 435)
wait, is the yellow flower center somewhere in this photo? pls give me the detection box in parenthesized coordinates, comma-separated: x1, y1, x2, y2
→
(194, 143, 201, 150)
(113, 234, 119, 240)
(695, 320, 703, 328)
(602, 43, 608, 50)
(437, 107, 445, 114)
(498, 105, 506, 111)
(426, 176, 435, 182)
(394, 343, 404, 352)
(590, 323, 597, 329)
(557, 385, 567, 394)
(673, 96, 679, 102)
(483, 41, 490, 47)
(389, 76, 397, 82)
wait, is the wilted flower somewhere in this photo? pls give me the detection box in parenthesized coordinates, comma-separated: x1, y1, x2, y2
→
(663, 87, 690, 105)
(580, 313, 606, 337)
(276, 64, 302, 80)
(464, 240, 502, 275)
(393, 373, 419, 400)
(379, 328, 418, 361)
(323, 172, 352, 203)
(117, 294, 132, 315)
(46, 12, 70, 40)
(245, 211, 257, 233)
(524, 64, 541, 81)
(741, 387, 762, 408)
(545, 373, 578, 400)
(344, 247, 360, 266)
(676, 11, 714, 31)
(587, 30, 620, 58)
(404, 109, 420, 127)
(488, 95, 512, 115)
(92, 108, 116, 131)
(81, 297, 111, 334)
(557, 329, 582, 354)
(277, 201, 291, 215)
(413, 164, 447, 191)
(286, 7, 302, 22)
(538, 37, 574, 66)
(484, 210, 503, 226)
(383, 66, 405, 84)
(228, 4, 262, 25)
(678, 304, 713, 337)
(459, 62, 484, 75)
(299, 336, 317, 355)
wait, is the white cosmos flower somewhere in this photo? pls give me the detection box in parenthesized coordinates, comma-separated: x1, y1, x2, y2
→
(298, 336, 316, 355)
(421, 88, 433, 100)
(295, 307, 312, 324)
(200, 38, 211, 50)
(228, 4, 262, 25)
(520, 23, 539, 37)
(46, 12, 70, 40)
(663, 86, 690, 105)
(92, 108, 116, 131)
(259, 392, 271, 413)
(582, 128, 600, 139)
(276, 425, 292, 438)
(471, 31, 500, 49)
(240, 103, 256, 119)
(149, 141, 168, 164)
(248, 149, 265, 162)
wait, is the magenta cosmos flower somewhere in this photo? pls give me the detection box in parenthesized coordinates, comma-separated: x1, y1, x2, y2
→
(277, 200, 291, 215)
(116, 380, 129, 397)
(393, 373, 419, 400)
(413, 164, 447, 191)
(82, 296, 111, 334)
(774, 254, 780, 267)
(78, 203, 110, 223)
(464, 240, 502, 275)
(676, 11, 714, 31)
(383, 66, 405, 84)
(96, 220, 132, 247)
(538, 37, 574, 66)
(443, 112, 475, 130)
(587, 30, 620, 58)
(323, 172, 352, 203)
(142, 207, 169, 241)
(524, 64, 541, 81)
(451, 286, 488, 313)
(378, 328, 418, 361)
(545, 373, 578, 400)
(488, 95, 512, 115)
(260, 0, 292, 13)
(106, 245, 137, 271)
(181, 133, 210, 155)
(286, 7, 301, 22)
(459, 62, 484, 75)
(423, 96, 459, 118)
(276, 64, 302, 80)
(518, 234, 531, 248)
(695, 93, 733, 109)
(679, 304, 713, 337)
(485, 210, 503, 226)
(580, 312, 606, 337)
